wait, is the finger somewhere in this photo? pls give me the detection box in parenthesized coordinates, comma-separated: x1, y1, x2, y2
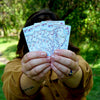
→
(22, 57, 51, 71)
(38, 66, 51, 78)
(22, 51, 47, 63)
(51, 63, 64, 78)
(27, 63, 50, 76)
(51, 55, 78, 70)
(52, 62, 70, 75)
(54, 49, 78, 61)
(53, 61, 78, 76)
(32, 66, 51, 82)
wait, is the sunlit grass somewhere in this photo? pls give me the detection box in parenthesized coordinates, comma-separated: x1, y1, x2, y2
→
(93, 64, 100, 68)
(0, 36, 18, 60)
(0, 63, 5, 67)
(0, 37, 18, 100)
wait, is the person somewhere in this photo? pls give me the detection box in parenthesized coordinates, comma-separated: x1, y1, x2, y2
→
(2, 9, 93, 100)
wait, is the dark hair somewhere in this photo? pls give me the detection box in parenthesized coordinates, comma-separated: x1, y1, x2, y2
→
(16, 9, 79, 58)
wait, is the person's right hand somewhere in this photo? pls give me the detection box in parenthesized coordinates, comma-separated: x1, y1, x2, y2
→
(21, 51, 51, 83)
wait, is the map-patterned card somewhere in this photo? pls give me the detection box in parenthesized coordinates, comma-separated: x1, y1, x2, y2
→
(23, 21, 71, 56)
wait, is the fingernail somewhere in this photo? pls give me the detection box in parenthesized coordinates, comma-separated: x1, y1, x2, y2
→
(54, 50, 59, 54)
(51, 55, 55, 59)
(41, 52, 46, 57)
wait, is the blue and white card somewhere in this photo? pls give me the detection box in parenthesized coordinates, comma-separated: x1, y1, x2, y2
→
(23, 21, 71, 56)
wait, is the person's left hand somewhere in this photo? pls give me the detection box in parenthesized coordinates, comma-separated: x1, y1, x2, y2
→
(51, 49, 79, 79)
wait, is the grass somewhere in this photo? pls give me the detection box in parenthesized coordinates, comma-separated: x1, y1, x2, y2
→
(0, 36, 100, 100)
(87, 68, 100, 100)
(0, 36, 18, 60)
(0, 64, 6, 100)
(0, 36, 18, 99)
(78, 40, 100, 100)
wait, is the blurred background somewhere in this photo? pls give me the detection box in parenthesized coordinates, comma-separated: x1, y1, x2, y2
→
(0, 0, 100, 99)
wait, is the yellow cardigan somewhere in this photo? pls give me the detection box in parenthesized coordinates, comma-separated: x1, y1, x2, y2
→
(2, 55, 93, 100)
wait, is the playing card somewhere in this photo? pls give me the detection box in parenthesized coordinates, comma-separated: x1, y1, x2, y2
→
(53, 24, 71, 50)
(23, 21, 71, 56)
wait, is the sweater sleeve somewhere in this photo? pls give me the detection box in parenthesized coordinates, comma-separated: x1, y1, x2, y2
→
(1, 58, 37, 100)
(66, 55, 93, 97)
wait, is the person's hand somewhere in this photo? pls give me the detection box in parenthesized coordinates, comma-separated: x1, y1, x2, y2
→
(51, 49, 79, 79)
(21, 51, 51, 83)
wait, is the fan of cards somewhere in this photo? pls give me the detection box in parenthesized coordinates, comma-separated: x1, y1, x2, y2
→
(23, 21, 71, 56)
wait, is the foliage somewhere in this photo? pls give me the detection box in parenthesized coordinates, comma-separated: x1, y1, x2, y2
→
(0, 0, 100, 42)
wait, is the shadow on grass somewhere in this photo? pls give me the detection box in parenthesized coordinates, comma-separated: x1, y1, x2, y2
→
(0, 64, 6, 100)
(2, 44, 17, 60)
(87, 67, 100, 100)
(84, 48, 100, 66)
(79, 41, 100, 65)
(84, 42, 100, 100)
(0, 36, 18, 44)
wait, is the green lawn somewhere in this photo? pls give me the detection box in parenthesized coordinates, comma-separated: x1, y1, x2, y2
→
(0, 36, 100, 100)
(0, 36, 18, 60)
(0, 64, 6, 100)
(87, 68, 100, 100)
(0, 36, 18, 99)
